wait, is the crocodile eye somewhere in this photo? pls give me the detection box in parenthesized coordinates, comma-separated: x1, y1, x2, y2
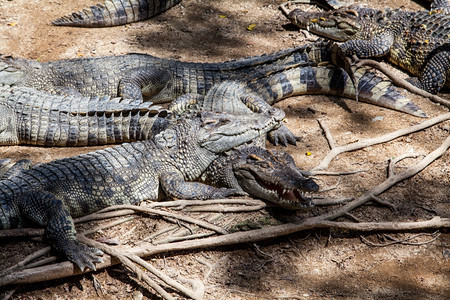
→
(217, 118, 230, 126)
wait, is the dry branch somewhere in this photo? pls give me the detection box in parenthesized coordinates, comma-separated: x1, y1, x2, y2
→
(79, 236, 175, 300)
(97, 204, 228, 235)
(2, 216, 448, 287)
(313, 112, 450, 170)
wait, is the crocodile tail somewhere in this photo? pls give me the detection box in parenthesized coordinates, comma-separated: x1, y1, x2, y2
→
(250, 65, 427, 117)
(52, 0, 181, 27)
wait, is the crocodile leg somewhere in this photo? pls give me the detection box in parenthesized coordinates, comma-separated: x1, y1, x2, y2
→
(17, 191, 104, 271)
(118, 68, 172, 101)
(417, 50, 450, 94)
(160, 171, 239, 200)
(339, 34, 395, 58)
(238, 92, 299, 146)
(0, 159, 33, 180)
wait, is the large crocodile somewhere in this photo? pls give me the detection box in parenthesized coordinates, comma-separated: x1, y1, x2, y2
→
(53, 0, 182, 27)
(0, 109, 284, 271)
(0, 40, 348, 103)
(286, 4, 450, 94)
(0, 63, 426, 147)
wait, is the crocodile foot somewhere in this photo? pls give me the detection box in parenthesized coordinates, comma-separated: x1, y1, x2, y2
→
(62, 240, 104, 272)
(268, 125, 300, 146)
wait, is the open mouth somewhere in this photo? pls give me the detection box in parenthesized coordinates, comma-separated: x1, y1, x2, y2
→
(256, 177, 315, 209)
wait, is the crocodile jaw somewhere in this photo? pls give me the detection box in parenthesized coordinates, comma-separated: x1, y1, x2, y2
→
(199, 110, 285, 153)
(287, 8, 361, 41)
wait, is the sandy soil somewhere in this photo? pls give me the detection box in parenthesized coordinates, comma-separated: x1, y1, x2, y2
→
(0, 0, 449, 299)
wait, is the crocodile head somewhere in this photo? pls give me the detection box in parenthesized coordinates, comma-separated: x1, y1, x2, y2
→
(287, 5, 366, 41)
(232, 147, 319, 209)
(0, 56, 33, 86)
(196, 109, 285, 153)
(204, 146, 319, 210)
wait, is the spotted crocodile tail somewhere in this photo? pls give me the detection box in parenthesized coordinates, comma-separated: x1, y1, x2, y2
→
(249, 64, 427, 117)
(52, 0, 181, 27)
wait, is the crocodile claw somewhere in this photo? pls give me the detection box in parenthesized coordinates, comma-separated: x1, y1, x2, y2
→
(64, 241, 104, 272)
(268, 126, 300, 147)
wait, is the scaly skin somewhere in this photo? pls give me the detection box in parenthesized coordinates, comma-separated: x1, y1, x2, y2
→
(0, 86, 170, 146)
(429, 0, 450, 14)
(0, 62, 426, 147)
(52, 0, 182, 27)
(169, 64, 427, 126)
(0, 40, 342, 102)
(0, 109, 284, 271)
(287, 5, 450, 93)
(202, 146, 319, 210)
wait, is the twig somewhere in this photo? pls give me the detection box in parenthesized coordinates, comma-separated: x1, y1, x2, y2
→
(317, 134, 450, 220)
(318, 119, 336, 149)
(78, 236, 175, 300)
(360, 231, 440, 247)
(344, 212, 362, 223)
(163, 232, 216, 244)
(0, 247, 51, 277)
(130, 218, 450, 260)
(370, 195, 396, 210)
(97, 204, 228, 235)
(196, 255, 228, 283)
(155, 215, 223, 245)
(388, 153, 420, 177)
(146, 198, 264, 210)
(82, 217, 135, 236)
(310, 169, 369, 176)
(356, 59, 450, 108)
(313, 197, 353, 206)
(0, 228, 45, 238)
(125, 253, 204, 300)
(313, 112, 450, 170)
(319, 178, 341, 192)
(0, 286, 17, 300)
(74, 209, 136, 223)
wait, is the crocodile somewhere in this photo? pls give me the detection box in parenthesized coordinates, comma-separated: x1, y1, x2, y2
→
(0, 62, 426, 148)
(0, 85, 170, 146)
(286, 4, 450, 94)
(169, 64, 427, 123)
(52, 0, 182, 27)
(0, 40, 350, 103)
(0, 159, 33, 180)
(0, 109, 284, 271)
(0, 145, 320, 211)
(202, 146, 319, 210)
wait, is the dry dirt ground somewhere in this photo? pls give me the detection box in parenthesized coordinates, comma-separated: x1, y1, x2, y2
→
(0, 0, 449, 299)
